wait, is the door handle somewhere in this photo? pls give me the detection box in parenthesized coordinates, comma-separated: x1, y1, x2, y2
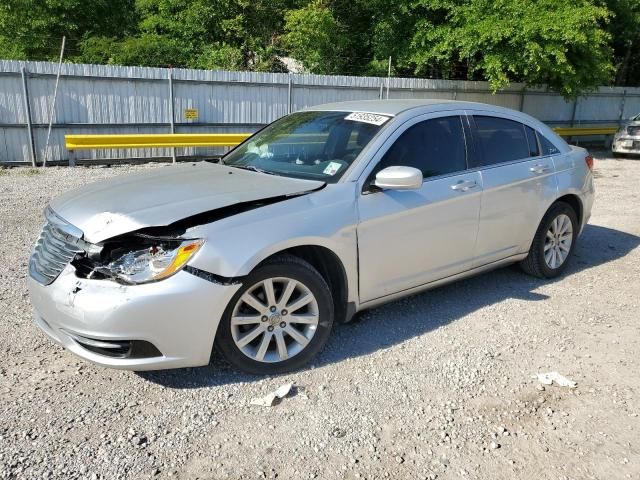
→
(530, 164, 551, 174)
(450, 180, 478, 192)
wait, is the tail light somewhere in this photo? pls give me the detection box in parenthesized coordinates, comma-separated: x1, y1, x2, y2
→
(585, 154, 594, 171)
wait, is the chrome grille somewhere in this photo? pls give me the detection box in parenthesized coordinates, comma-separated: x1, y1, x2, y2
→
(29, 208, 85, 285)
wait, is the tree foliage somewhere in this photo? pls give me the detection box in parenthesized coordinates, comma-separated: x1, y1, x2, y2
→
(283, 1, 349, 74)
(0, 0, 638, 96)
(407, 0, 615, 97)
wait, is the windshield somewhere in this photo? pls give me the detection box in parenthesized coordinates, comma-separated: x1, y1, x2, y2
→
(222, 111, 389, 182)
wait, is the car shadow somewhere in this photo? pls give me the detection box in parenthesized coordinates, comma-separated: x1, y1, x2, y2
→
(137, 224, 639, 389)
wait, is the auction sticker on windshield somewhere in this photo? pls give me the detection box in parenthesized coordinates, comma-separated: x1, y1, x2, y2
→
(323, 161, 343, 176)
(345, 112, 391, 126)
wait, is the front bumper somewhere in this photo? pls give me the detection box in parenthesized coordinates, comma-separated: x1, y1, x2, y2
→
(612, 137, 640, 154)
(28, 265, 241, 370)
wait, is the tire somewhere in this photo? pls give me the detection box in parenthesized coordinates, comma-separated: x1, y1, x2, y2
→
(214, 255, 334, 374)
(520, 202, 578, 279)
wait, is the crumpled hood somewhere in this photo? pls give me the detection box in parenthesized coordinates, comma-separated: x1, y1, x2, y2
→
(49, 162, 324, 243)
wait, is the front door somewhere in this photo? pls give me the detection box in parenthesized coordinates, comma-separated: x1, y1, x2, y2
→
(357, 114, 482, 303)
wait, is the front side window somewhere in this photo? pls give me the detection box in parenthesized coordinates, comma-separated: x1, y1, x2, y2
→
(473, 116, 531, 166)
(374, 116, 467, 179)
(223, 111, 386, 182)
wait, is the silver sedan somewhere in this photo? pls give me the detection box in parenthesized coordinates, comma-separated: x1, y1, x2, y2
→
(28, 100, 595, 374)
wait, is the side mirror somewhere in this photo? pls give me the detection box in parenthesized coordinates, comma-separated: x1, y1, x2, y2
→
(374, 166, 423, 191)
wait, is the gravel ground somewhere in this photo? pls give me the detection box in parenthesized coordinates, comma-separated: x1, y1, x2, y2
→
(0, 155, 639, 480)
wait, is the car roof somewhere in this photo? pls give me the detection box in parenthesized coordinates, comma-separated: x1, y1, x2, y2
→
(301, 98, 570, 155)
(303, 99, 512, 116)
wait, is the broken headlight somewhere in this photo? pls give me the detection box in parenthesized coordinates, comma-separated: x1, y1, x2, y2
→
(103, 239, 203, 284)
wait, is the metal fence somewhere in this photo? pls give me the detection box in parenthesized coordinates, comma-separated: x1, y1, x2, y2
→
(1, 60, 639, 165)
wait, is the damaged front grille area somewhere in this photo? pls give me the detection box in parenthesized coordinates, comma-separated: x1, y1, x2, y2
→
(29, 209, 87, 286)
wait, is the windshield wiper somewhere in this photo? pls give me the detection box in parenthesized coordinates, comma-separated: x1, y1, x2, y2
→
(228, 165, 278, 176)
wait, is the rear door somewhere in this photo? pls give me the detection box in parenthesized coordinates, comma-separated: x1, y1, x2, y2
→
(469, 115, 558, 266)
(357, 113, 482, 302)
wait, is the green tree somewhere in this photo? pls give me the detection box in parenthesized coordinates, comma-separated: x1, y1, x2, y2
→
(283, 1, 349, 74)
(603, 0, 640, 87)
(407, 0, 615, 97)
(0, 0, 636, 95)
(0, 0, 136, 61)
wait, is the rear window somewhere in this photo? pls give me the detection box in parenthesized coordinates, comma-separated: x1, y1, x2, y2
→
(473, 116, 531, 166)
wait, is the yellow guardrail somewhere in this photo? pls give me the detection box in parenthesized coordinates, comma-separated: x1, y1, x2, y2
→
(65, 126, 618, 151)
(65, 133, 252, 150)
(553, 127, 618, 136)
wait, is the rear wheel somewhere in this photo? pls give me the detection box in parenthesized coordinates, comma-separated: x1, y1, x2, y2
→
(520, 202, 578, 279)
(214, 255, 334, 374)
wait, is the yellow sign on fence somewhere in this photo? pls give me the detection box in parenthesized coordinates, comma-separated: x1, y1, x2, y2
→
(184, 108, 199, 121)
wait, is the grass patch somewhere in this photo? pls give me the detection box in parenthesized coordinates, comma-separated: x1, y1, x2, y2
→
(22, 168, 42, 176)
(0, 168, 8, 176)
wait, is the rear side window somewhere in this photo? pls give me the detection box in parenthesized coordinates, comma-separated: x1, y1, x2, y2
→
(473, 116, 531, 166)
(538, 133, 561, 156)
(376, 116, 467, 179)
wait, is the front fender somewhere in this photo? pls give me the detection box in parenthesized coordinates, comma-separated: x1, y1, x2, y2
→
(185, 184, 359, 303)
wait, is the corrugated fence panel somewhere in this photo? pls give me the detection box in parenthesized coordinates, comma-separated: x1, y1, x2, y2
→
(0, 75, 26, 124)
(622, 96, 640, 119)
(456, 91, 523, 110)
(522, 93, 575, 123)
(1, 59, 640, 164)
(292, 85, 377, 112)
(3, 129, 29, 163)
(577, 96, 624, 125)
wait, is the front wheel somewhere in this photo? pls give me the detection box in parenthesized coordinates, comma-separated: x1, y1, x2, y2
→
(520, 202, 578, 279)
(214, 255, 334, 374)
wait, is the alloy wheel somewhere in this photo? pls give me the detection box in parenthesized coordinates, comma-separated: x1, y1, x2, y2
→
(543, 213, 573, 269)
(230, 277, 320, 363)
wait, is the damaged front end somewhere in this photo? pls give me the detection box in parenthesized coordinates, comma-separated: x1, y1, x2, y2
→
(31, 190, 311, 287)
(29, 206, 202, 286)
(71, 233, 203, 285)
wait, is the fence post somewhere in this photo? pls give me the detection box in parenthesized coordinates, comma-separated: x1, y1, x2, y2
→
(386, 56, 391, 99)
(570, 96, 579, 127)
(287, 74, 293, 114)
(570, 96, 580, 145)
(168, 69, 176, 163)
(519, 86, 526, 112)
(618, 89, 627, 126)
(20, 67, 37, 167)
